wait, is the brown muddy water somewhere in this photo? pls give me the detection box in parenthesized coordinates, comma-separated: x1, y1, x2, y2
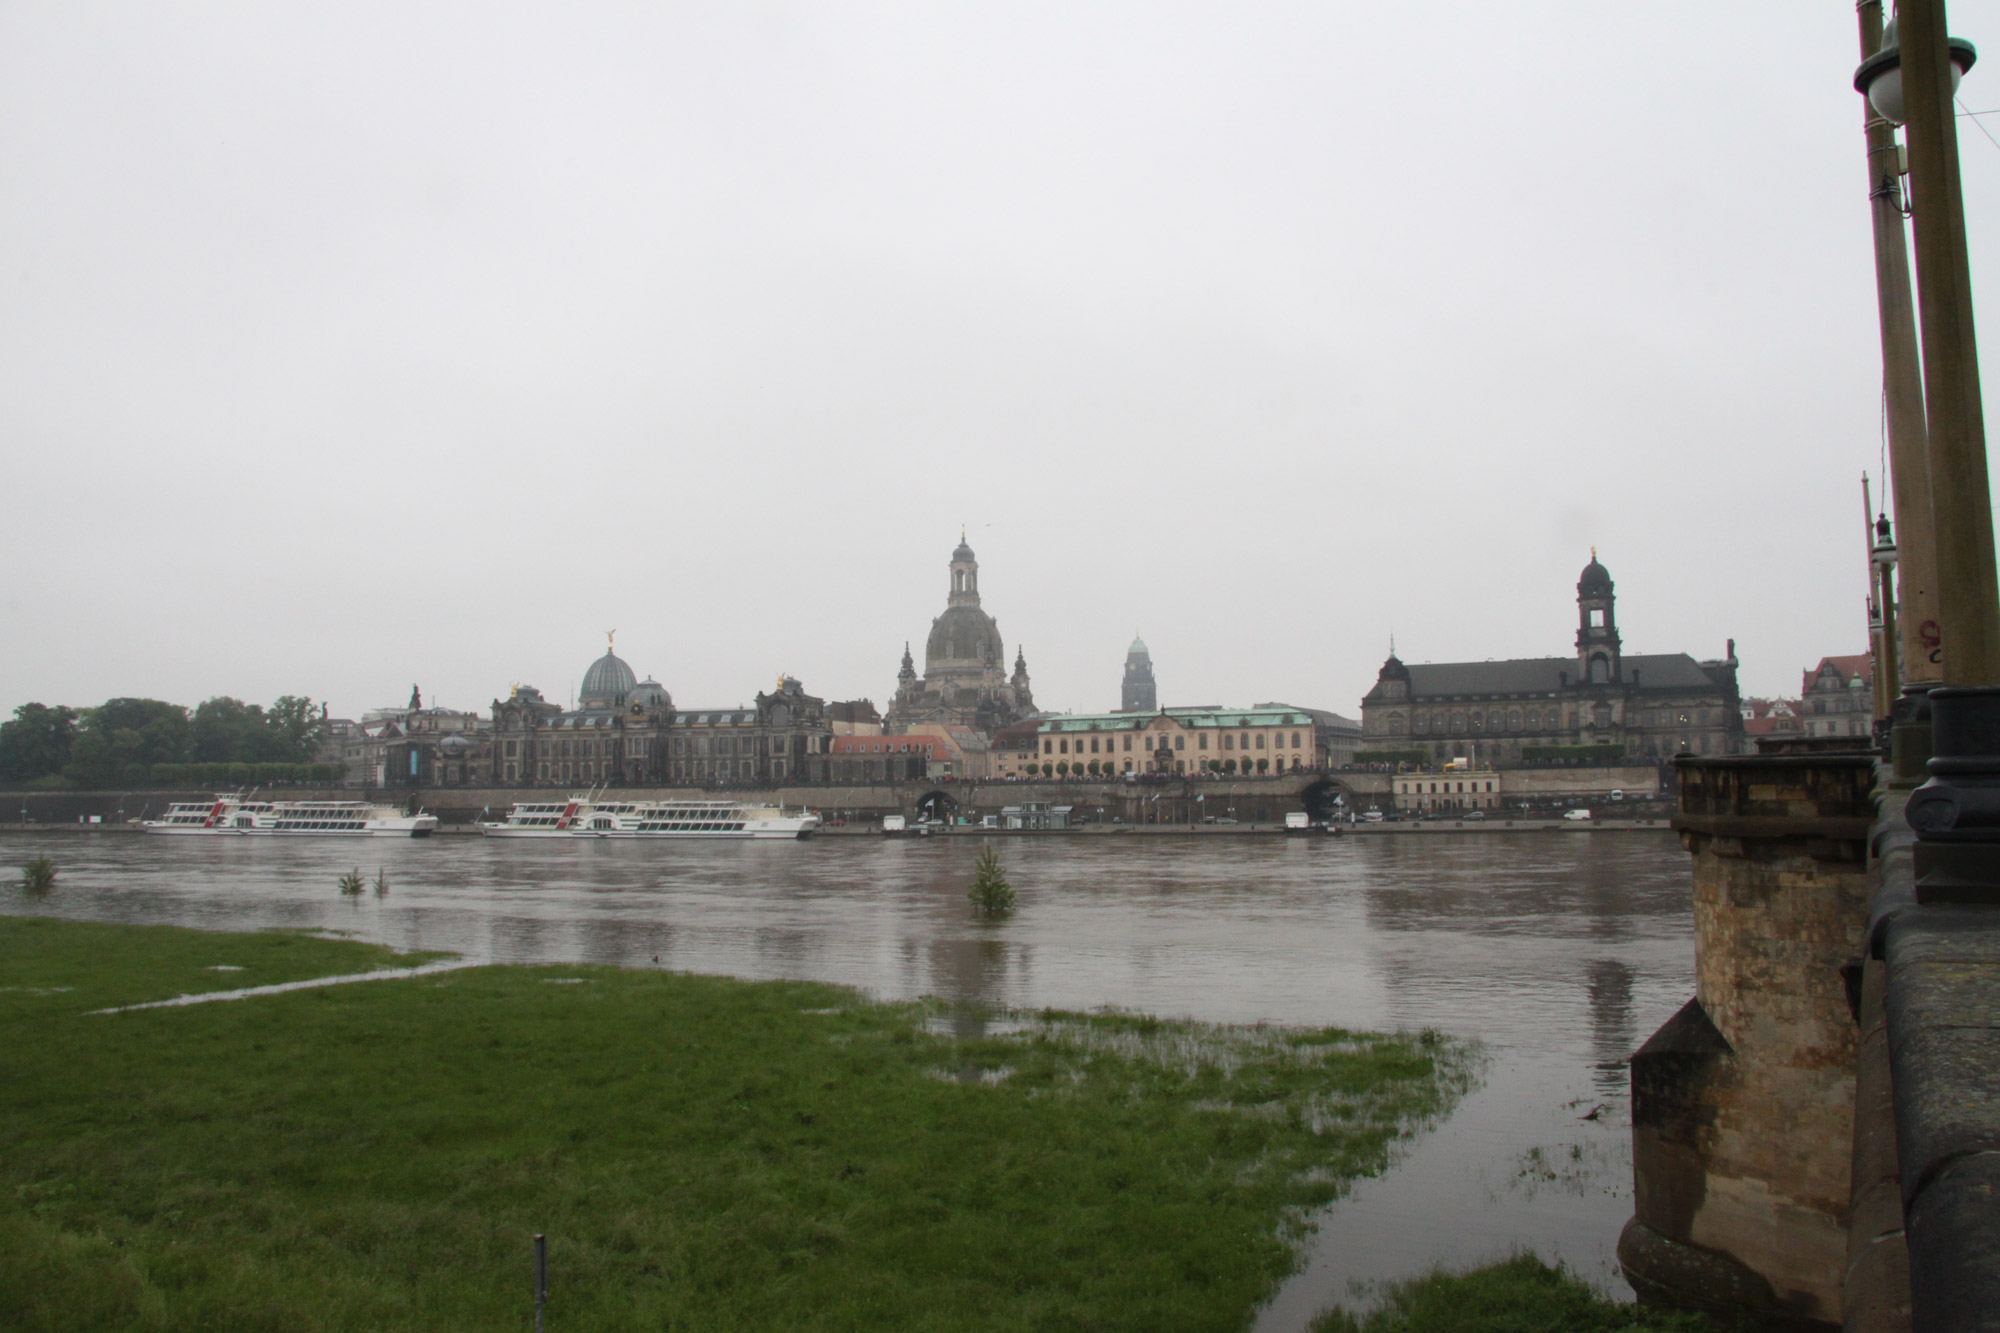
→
(1, 829, 1693, 1324)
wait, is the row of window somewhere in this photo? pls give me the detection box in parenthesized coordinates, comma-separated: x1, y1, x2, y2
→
(1407, 707, 1713, 735)
(504, 735, 822, 761)
(1046, 730, 1307, 756)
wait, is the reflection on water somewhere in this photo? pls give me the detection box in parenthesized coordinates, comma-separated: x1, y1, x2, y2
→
(1, 829, 1692, 1325)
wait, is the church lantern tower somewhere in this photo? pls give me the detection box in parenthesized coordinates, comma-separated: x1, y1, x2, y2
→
(949, 534, 980, 607)
(1576, 551, 1622, 685)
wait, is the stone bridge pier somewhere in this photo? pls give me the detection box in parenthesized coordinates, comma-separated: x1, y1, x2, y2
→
(1621, 751, 1874, 1327)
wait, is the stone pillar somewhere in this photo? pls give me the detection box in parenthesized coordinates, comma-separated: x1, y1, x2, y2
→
(1620, 753, 1875, 1327)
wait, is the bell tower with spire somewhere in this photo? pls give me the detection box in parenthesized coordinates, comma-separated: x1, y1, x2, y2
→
(1576, 549, 1622, 685)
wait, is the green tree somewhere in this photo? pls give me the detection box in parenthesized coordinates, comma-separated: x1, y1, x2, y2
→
(0, 704, 78, 786)
(966, 846, 1016, 916)
(63, 700, 190, 789)
(267, 696, 327, 764)
(191, 697, 270, 764)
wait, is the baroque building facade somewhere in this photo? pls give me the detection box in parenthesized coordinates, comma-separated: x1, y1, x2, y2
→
(488, 639, 834, 788)
(884, 537, 1038, 737)
(1359, 555, 1743, 763)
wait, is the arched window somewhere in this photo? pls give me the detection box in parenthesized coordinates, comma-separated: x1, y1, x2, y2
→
(1508, 709, 1522, 731)
(1590, 655, 1609, 684)
(1488, 710, 1502, 730)
(1470, 713, 1483, 732)
(1527, 710, 1539, 729)
(1414, 715, 1428, 734)
(1451, 712, 1466, 733)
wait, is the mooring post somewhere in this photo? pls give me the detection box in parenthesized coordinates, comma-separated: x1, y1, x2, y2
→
(534, 1233, 547, 1332)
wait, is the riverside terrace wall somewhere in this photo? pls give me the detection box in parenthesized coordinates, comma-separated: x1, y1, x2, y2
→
(0, 767, 1673, 828)
(0, 775, 1389, 828)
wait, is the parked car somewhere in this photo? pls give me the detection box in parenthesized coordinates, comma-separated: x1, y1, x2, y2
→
(1564, 808, 1593, 822)
(1361, 810, 1386, 823)
(1465, 810, 1485, 820)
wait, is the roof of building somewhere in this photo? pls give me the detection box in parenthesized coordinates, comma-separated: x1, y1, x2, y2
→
(1253, 702, 1363, 733)
(1128, 635, 1150, 658)
(1578, 554, 1614, 596)
(1041, 707, 1317, 734)
(580, 648, 636, 703)
(1395, 653, 1720, 698)
(551, 710, 621, 729)
(1804, 654, 1874, 695)
(671, 709, 755, 725)
(830, 735, 950, 756)
(991, 718, 1047, 749)
(926, 604, 1003, 666)
(828, 699, 882, 724)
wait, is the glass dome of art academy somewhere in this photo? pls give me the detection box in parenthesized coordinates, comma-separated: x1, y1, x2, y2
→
(580, 636, 638, 708)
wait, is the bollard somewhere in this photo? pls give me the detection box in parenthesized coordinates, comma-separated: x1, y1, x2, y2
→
(534, 1233, 547, 1331)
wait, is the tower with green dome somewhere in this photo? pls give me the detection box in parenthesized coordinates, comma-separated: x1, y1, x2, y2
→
(1121, 635, 1157, 712)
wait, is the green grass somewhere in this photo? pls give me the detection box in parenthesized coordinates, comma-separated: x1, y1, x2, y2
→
(0, 915, 432, 1018)
(0, 916, 1469, 1332)
(1310, 1255, 1734, 1333)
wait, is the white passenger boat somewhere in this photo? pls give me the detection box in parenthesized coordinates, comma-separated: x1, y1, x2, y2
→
(142, 795, 438, 837)
(480, 796, 819, 840)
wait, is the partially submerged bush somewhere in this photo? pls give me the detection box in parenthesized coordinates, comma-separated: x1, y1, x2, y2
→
(337, 868, 365, 896)
(20, 854, 56, 897)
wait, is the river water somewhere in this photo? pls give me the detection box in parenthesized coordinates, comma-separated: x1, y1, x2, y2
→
(1, 829, 1694, 1324)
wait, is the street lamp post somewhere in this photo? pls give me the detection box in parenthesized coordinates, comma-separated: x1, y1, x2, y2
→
(1855, 1, 1939, 723)
(1856, 0, 2000, 899)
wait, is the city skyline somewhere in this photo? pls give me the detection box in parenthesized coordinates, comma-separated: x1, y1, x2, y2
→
(0, 535, 1841, 724)
(4, 4, 1989, 721)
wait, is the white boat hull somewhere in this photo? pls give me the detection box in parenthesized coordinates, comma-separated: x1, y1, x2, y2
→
(479, 795, 818, 840)
(142, 818, 438, 837)
(479, 820, 815, 840)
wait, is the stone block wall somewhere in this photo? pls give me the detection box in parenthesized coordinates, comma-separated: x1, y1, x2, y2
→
(1622, 753, 1874, 1327)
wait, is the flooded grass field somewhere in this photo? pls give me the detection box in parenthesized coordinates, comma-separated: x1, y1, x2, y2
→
(1, 829, 1694, 1325)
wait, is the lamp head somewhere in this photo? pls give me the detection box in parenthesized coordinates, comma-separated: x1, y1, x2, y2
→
(1855, 18, 1978, 126)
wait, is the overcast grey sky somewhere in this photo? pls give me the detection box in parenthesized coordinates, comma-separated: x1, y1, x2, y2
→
(4, 2, 1997, 721)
